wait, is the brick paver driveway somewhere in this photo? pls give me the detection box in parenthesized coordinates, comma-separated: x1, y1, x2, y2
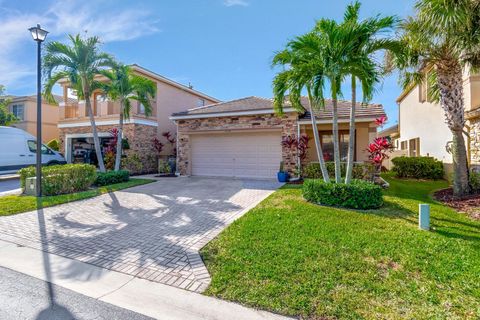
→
(0, 177, 281, 292)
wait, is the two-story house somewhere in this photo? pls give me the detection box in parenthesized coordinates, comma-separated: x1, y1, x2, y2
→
(390, 69, 479, 168)
(57, 64, 219, 172)
(6, 95, 62, 143)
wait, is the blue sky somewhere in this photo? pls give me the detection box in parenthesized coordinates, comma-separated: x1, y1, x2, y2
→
(1, 0, 415, 124)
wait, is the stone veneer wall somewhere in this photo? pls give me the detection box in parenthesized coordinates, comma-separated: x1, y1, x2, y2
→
(59, 123, 158, 174)
(470, 118, 480, 164)
(176, 113, 298, 176)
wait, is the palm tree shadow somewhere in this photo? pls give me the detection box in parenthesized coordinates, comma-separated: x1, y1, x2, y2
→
(35, 197, 76, 319)
(45, 178, 258, 283)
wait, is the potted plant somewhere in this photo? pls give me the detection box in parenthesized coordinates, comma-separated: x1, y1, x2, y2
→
(277, 161, 290, 182)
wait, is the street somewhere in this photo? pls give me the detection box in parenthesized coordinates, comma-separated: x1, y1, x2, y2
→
(0, 178, 20, 194)
(0, 266, 154, 320)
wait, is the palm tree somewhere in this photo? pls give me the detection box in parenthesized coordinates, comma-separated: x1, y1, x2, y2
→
(272, 33, 330, 182)
(342, 1, 399, 184)
(99, 64, 157, 171)
(43, 34, 115, 173)
(390, 0, 480, 196)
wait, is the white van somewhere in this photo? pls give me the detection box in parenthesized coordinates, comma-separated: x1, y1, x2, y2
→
(0, 126, 66, 174)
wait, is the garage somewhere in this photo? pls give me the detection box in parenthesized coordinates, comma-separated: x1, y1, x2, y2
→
(190, 131, 282, 179)
(171, 96, 299, 178)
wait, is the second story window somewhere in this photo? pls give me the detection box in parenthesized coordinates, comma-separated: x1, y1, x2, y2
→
(11, 104, 25, 121)
(197, 99, 205, 107)
(139, 103, 146, 114)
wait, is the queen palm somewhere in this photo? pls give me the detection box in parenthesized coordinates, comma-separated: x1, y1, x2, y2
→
(43, 34, 115, 172)
(390, 0, 480, 196)
(99, 64, 157, 171)
(272, 33, 330, 182)
(342, 1, 399, 184)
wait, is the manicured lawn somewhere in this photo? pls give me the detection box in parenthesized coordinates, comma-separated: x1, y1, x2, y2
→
(201, 174, 480, 319)
(0, 178, 155, 216)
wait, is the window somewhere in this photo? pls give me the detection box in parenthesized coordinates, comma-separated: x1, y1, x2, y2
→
(27, 140, 53, 154)
(401, 141, 408, 150)
(197, 99, 205, 107)
(319, 131, 351, 162)
(11, 104, 25, 121)
(409, 138, 420, 157)
(139, 103, 145, 114)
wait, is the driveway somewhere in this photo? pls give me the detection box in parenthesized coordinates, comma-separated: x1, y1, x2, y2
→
(0, 177, 281, 293)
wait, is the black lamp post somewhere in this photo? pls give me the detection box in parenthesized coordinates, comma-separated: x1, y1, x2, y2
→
(28, 24, 48, 197)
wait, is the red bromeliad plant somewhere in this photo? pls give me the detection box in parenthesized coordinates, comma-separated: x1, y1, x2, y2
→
(162, 131, 176, 156)
(281, 134, 311, 162)
(104, 128, 119, 170)
(152, 137, 164, 155)
(367, 117, 393, 174)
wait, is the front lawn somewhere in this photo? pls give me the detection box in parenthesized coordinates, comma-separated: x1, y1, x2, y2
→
(0, 178, 154, 216)
(201, 175, 480, 319)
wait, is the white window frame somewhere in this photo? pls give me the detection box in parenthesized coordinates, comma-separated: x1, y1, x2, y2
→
(11, 104, 25, 121)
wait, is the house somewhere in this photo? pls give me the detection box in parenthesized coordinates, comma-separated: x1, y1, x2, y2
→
(394, 70, 480, 166)
(6, 95, 62, 143)
(57, 64, 219, 171)
(170, 96, 385, 179)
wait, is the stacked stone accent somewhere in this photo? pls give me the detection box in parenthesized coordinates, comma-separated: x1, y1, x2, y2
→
(176, 113, 298, 176)
(469, 117, 480, 164)
(59, 123, 158, 174)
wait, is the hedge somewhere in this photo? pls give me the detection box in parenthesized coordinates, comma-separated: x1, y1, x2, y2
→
(303, 162, 375, 181)
(391, 156, 444, 180)
(18, 164, 97, 196)
(303, 179, 383, 210)
(95, 170, 130, 186)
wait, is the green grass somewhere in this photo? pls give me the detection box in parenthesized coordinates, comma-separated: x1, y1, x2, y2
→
(0, 178, 155, 216)
(201, 174, 480, 319)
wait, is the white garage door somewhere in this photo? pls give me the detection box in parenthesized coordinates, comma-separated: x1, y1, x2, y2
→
(190, 131, 282, 179)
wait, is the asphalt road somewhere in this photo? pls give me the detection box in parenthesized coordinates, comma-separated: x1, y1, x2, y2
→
(0, 178, 20, 193)
(0, 266, 154, 320)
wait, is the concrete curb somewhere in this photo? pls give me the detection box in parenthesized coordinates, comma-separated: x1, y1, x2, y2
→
(0, 239, 292, 320)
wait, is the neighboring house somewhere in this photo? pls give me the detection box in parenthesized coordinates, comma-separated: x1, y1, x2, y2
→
(57, 64, 218, 171)
(170, 96, 385, 179)
(377, 124, 407, 170)
(395, 70, 480, 165)
(6, 95, 61, 143)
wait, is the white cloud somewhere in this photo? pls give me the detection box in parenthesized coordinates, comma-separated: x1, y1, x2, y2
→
(223, 0, 249, 7)
(0, 0, 160, 90)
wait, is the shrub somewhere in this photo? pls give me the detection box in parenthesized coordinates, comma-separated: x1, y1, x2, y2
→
(47, 139, 59, 151)
(469, 171, 480, 192)
(122, 154, 143, 174)
(303, 179, 383, 210)
(158, 159, 171, 174)
(303, 162, 375, 181)
(95, 170, 130, 186)
(391, 156, 444, 180)
(18, 164, 96, 196)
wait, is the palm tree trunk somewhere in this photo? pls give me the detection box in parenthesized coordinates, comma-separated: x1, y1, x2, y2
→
(114, 99, 124, 171)
(437, 62, 470, 196)
(345, 76, 356, 184)
(332, 90, 342, 183)
(84, 86, 106, 173)
(307, 92, 329, 182)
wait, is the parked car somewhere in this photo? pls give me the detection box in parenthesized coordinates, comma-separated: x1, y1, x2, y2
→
(0, 126, 66, 174)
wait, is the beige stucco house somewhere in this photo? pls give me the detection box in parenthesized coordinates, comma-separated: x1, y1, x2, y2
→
(57, 64, 218, 171)
(393, 69, 480, 165)
(171, 96, 385, 179)
(7, 95, 61, 143)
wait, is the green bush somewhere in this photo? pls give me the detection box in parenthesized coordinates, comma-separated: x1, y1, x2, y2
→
(303, 179, 383, 210)
(303, 162, 375, 181)
(47, 139, 60, 151)
(95, 170, 130, 186)
(122, 154, 143, 174)
(18, 164, 97, 196)
(392, 156, 444, 180)
(469, 171, 480, 192)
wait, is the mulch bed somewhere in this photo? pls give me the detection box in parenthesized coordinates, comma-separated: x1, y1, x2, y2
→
(434, 188, 480, 220)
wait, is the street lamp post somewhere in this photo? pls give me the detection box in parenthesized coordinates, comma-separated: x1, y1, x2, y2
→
(28, 24, 48, 197)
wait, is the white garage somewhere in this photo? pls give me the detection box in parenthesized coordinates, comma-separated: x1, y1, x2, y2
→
(190, 131, 282, 179)
(171, 96, 298, 179)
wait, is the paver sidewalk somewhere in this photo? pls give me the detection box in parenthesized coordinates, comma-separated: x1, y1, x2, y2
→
(0, 177, 281, 292)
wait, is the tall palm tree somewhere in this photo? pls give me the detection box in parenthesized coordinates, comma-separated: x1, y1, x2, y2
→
(272, 33, 330, 182)
(342, 1, 399, 184)
(99, 64, 157, 171)
(44, 34, 115, 172)
(313, 18, 361, 183)
(390, 0, 480, 196)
